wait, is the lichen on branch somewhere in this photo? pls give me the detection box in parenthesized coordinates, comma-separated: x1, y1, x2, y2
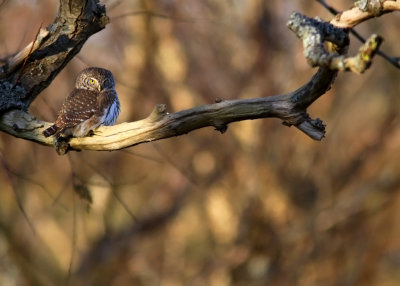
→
(287, 12, 382, 73)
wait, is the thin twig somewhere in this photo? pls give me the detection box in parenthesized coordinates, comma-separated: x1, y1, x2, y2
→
(75, 154, 138, 222)
(120, 149, 164, 163)
(152, 143, 198, 185)
(111, 10, 193, 22)
(316, 0, 400, 69)
(13, 23, 43, 88)
(66, 194, 77, 286)
(0, 150, 36, 234)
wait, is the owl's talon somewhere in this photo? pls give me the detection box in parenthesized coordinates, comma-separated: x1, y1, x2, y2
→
(87, 130, 96, 136)
(53, 135, 70, 155)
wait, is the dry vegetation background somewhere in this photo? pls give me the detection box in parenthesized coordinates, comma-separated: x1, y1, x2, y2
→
(1, 0, 400, 285)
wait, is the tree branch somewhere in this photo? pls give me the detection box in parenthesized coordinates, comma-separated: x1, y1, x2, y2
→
(0, 0, 108, 112)
(0, 86, 327, 152)
(0, 66, 341, 153)
(0, 2, 392, 154)
(287, 12, 382, 74)
(330, 0, 400, 28)
(317, 0, 400, 69)
(0, 63, 339, 152)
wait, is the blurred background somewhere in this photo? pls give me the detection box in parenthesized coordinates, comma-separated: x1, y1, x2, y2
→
(1, 0, 400, 285)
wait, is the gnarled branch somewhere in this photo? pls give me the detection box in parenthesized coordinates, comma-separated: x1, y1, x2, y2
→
(0, 2, 391, 154)
(0, 0, 108, 112)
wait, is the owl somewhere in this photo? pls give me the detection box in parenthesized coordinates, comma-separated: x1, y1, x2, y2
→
(43, 67, 120, 138)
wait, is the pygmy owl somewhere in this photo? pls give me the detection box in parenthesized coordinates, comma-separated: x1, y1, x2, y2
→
(43, 67, 120, 138)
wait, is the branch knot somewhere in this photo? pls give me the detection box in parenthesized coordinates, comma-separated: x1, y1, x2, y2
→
(287, 12, 349, 68)
(146, 104, 168, 123)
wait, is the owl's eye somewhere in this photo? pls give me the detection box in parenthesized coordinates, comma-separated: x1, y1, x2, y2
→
(89, 78, 96, 85)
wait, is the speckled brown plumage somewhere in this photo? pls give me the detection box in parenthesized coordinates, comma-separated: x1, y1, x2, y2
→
(43, 67, 120, 137)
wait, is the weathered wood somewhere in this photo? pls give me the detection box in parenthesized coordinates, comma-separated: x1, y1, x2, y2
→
(0, 0, 108, 113)
(0, 4, 386, 154)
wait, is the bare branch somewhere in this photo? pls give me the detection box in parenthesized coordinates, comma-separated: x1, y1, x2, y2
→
(0, 28, 50, 79)
(0, 65, 336, 154)
(288, 12, 382, 73)
(0, 0, 109, 113)
(317, 0, 400, 69)
(1, 11, 360, 154)
(0, 1, 394, 154)
(330, 0, 400, 28)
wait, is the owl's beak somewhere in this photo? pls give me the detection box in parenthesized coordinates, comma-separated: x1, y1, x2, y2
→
(97, 85, 101, 92)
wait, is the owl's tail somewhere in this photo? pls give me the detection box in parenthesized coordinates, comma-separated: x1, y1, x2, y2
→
(43, 124, 59, 137)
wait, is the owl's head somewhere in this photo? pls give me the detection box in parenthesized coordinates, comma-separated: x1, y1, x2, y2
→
(75, 67, 115, 91)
